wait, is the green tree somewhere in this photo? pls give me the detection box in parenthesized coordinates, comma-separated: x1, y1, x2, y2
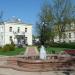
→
(36, 1, 54, 45)
(36, 0, 75, 45)
(52, 0, 75, 42)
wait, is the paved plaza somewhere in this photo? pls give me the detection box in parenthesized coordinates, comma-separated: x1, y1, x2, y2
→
(24, 46, 39, 56)
(0, 68, 75, 75)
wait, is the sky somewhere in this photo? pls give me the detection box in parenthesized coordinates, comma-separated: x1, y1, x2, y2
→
(0, 0, 75, 35)
(0, 0, 45, 35)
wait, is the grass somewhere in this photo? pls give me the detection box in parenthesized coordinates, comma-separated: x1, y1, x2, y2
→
(0, 45, 71, 55)
(37, 46, 68, 54)
(0, 47, 25, 56)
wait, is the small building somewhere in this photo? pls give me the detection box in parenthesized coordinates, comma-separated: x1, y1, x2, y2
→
(0, 17, 32, 46)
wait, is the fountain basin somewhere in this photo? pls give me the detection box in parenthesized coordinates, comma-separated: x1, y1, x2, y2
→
(17, 58, 75, 71)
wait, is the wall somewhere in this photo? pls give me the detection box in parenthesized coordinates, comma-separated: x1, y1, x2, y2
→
(3, 22, 32, 45)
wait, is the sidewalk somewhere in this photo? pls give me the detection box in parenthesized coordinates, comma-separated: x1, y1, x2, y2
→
(24, 46, 39, 57)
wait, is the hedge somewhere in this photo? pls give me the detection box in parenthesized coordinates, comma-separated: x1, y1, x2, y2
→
(2, 44, 15, 51)
(49, 42, 75, 49)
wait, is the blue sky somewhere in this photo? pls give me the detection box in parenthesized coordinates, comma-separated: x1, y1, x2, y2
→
(0, 0, 75, 35)
(0, 0, 45, 34)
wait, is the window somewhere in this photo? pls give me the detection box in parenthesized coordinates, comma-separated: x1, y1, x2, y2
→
(25, 37, 27, 40)
(9, 27, 12, 32)
(69, 33, 71, 38)
(10, 36, 12, 40)
(9, 36, 13, 42)
(25, 37, 28, 45)
(17, 27, 20, 33)
(25, 28, 27, 32)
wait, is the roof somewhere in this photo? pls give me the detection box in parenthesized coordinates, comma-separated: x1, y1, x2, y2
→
(5, 16, 32, 25)
(6, 17, 24, 24)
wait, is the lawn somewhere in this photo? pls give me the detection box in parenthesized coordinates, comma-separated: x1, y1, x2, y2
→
(0, 47, 25, 56)
(46, 47, 69, 54)
(0, 46, 70, 55)
(38, 46, 68, 54)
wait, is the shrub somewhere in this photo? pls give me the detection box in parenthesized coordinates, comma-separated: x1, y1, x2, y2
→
(51, 50, 55, 54)
(9, 44, 15, 51)
(50, 42, 75, 49)
(2, 44, 15, 51)
(0, 46, 2, 51)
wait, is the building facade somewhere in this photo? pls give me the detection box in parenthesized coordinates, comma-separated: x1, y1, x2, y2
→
(0, 17, 32, 46)
(54, 22, 75, 43)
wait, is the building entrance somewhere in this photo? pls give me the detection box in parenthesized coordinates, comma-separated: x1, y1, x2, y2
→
(16, 35, 27, 47)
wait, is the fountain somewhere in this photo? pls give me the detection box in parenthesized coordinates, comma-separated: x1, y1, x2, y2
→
(40, 45, 47, 60)
(16, 46, 75, 72)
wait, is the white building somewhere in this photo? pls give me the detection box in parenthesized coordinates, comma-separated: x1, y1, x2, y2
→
(0, 17, 32, 46)
(54, 22, 75, 43)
